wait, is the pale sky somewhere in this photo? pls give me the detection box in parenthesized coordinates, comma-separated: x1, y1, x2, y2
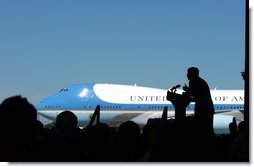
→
(0, 0, 247, 105)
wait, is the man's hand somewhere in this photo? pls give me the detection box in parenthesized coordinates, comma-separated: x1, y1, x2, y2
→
(183, 84, 189, 92)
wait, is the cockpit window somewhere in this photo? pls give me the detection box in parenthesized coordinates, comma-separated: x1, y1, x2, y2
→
(59, 88, 69, 92)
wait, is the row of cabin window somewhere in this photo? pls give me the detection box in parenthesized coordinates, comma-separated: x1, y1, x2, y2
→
(45, 106, 61, 109)
(216, 106, 243, 110)
(84, 106, 122, 109)
(45, 105, 243, 110)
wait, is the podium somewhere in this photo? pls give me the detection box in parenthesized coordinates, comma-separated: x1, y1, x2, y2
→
(166, 91, 191, 120)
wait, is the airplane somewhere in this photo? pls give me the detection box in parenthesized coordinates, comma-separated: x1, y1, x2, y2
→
(36, 83, 244, 134)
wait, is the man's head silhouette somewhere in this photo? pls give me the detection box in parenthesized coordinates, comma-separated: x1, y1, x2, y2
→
(187, 67, 199, 80)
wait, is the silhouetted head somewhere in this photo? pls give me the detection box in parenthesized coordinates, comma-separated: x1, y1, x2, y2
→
(91, 123, 111, 134)
(0, 95, 37, 142)
(56, 110, 78, 133)
(238, 121, 248, 134)
(119, 121, 140, 135)
(85, 123, 111, 141)
(187, 67, 199, 80)
(229, 122, 238, 133)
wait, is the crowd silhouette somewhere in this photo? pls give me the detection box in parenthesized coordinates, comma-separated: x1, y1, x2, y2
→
(0, 95, 249, 162)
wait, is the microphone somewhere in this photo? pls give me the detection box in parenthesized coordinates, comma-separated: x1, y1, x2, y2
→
(170, 84, 181, 92)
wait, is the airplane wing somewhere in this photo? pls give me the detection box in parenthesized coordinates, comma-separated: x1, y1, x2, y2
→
(215, 110, 244, 122)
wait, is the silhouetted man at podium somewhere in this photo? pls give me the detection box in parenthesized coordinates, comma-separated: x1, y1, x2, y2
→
(183, 67, 215, 135)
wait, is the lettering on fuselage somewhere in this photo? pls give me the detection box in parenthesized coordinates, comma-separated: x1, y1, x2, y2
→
(130, 95, 244, 102)
(130, 96, 167, 102)
(213, 96, 244, 102)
